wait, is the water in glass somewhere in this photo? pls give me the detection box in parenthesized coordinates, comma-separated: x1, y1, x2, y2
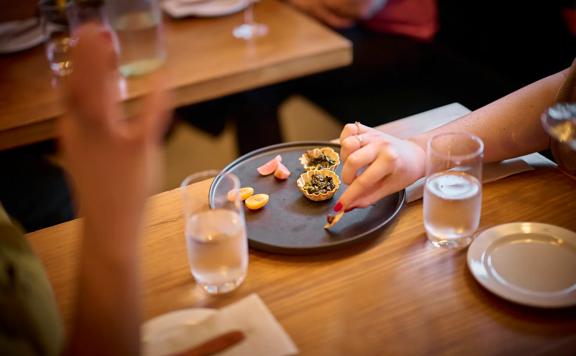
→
(113, 9, 164, 77)
(45, 34, 73, 76)
(424, 171, 482, 248)
(185, 209, 248, 294)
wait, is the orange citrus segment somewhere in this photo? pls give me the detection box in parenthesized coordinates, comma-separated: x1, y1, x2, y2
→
(239, 187, 254, 200)
(245, 193, 269, 210)
(227, 187, 255, 202)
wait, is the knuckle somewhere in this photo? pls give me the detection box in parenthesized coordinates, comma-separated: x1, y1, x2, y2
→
(346, 153, 362, 169)
(341, 136, 357, 151)
(354, 175, 370, 189)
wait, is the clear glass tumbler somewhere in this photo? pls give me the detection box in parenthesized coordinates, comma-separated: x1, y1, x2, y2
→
(106, 0, 165, 77)
(423, 132, 484, 249)
(39, 0, 73, 76)
(541, 103, 576, 179)
(181, 170, 248, 294)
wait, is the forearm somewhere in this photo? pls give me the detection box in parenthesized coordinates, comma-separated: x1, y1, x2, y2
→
(69, 216, 143, 356)
(410, 68, 569, 163)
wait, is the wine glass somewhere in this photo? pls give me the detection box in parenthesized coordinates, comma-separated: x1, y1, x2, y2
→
(233, 0, 268, 40)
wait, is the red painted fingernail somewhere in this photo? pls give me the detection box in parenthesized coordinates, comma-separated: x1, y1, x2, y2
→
(333, 201, 343, 212)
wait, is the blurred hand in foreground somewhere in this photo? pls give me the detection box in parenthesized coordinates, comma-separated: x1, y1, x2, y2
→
(59, 23, 170, 222)
(58, 23, 171, 355)
(337, 122, 425, 210)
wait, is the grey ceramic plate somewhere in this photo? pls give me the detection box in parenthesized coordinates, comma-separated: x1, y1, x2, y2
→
(210, 141, 405, 255)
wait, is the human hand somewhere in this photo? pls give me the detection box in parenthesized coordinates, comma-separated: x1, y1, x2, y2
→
(288, 0, 356, 28)
(321, 0, 384, 21)
(59, 23, 170, 224)
(336, 122, 426, 210)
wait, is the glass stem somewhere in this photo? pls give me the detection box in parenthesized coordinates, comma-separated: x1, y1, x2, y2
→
(245, 1, 254, 26)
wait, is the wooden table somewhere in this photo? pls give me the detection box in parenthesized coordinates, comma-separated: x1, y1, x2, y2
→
(27, 105, 576, 354)
(0, 0, 351, 150)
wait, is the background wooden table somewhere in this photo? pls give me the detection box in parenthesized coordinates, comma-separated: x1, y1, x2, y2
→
(0, 0, 351, 150)
(26, 105, 576, 354)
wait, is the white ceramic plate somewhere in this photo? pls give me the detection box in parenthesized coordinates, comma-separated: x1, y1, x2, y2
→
(162, 0, 249, 18)
(141, 308, 216, 356)
(468, 222, 576, 308)
(0, 19, 45, 54)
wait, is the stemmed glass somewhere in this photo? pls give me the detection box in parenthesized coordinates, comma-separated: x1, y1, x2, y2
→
(233, 0, 268, 40)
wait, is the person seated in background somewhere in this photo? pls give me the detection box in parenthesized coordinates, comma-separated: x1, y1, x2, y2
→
(215, 0, 575, 154)
(0, 23, 170, 355)
(282, 0, 575, 122)
(335, 58, 576, 212)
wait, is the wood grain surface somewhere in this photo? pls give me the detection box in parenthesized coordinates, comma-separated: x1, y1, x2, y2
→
(0, 0, 351, 150)
(27, 166, 576, 354)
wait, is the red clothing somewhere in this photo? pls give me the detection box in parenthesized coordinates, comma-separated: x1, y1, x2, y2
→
(363, 0, 438, 42)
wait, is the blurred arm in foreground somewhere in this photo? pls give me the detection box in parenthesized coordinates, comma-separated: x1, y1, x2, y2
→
(60, 23, 170, 355)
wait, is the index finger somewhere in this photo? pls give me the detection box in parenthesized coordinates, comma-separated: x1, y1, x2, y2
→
(337, 148, 398, 209)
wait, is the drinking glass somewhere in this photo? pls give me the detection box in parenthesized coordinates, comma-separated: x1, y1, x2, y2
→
(233, 0, 268, 40)
(39, 0, 73, 76)
(423, 132, 484, 249)
(106, 0, 165, 77)
(541, 103, 576, 179)
(180, 170, 248, 294)
(67, 0, 120, 54)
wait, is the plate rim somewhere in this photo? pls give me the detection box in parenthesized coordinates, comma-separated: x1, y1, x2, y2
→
(467, 222, 576, 308)
(210, 141, 406, 255)
(162, 0, 248, 18)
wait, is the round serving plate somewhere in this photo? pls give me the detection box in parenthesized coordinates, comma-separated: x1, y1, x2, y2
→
(210, 141, 405, 255)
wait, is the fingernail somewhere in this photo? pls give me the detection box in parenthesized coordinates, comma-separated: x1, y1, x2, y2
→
(100, 30, 112, 44)
(344, 207, 355, 213)
(333, 201, 343, 212)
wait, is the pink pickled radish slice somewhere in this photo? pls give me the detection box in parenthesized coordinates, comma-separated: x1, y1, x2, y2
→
(257, 155, 282, 176)
(274, 162, 291, 180)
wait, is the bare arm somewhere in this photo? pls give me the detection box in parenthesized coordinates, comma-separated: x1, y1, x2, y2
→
(336, 67, 569, 210)
(60, 24, 169, 355)
(410, 69, 570, 163)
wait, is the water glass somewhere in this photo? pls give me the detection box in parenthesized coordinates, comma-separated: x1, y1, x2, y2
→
(39, 0, 73, 76)
(541, 103, 576, 179)
(423, 132, 484, 249)
(181, 171, 248, 294)
(106, 0, 165, 77)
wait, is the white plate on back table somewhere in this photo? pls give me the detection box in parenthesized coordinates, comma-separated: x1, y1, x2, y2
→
(467, 222, 576, 308)
(162, 0, 248, 18)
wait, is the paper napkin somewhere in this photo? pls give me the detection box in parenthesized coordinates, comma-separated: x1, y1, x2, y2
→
(142, 294, 298, 356)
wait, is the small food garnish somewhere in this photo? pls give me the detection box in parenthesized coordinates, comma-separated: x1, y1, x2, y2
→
(300, 147, 340, 171)
(227, 187, 255, 202)
(273, 162, 291, 180)
(238, 187, 255, 200)
(297, 170, 341, 201)
(257, 155, 282, 176)
(245, 193, 269, 210)
(306, 148, 335, 168)
(324, 210, 344, 229)
(304, 173, 335, 194)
